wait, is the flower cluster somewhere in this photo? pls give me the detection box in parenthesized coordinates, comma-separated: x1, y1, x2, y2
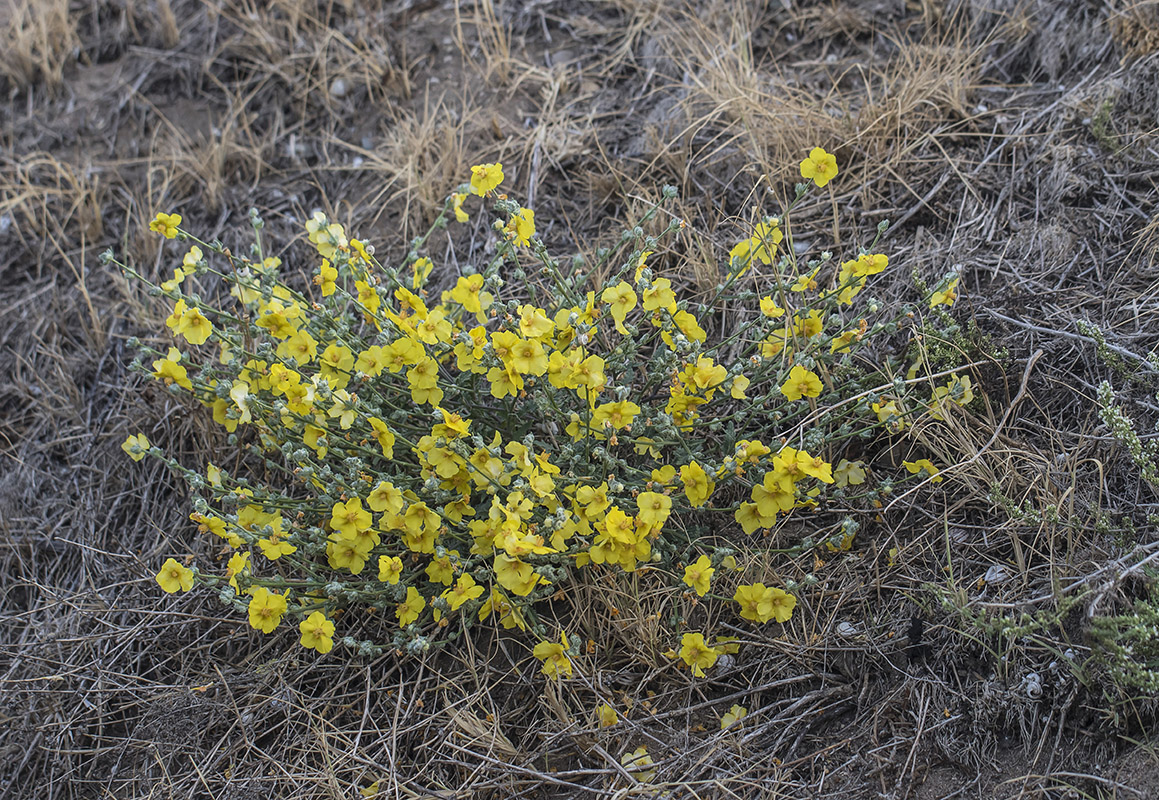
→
(116, 148, 964, 678)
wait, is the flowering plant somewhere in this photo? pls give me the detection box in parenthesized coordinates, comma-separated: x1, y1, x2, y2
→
(112, 149, 967, 674)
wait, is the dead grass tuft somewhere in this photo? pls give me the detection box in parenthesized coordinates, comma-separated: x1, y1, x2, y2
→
(0, 0, 79, 91)
(1110, 0, 1159, 61)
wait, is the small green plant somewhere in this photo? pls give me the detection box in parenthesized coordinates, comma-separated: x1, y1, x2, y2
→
(1096, 380, 1159, 488)
(1090, 577, 1159, 696)
(1090, 95, 1120, 151)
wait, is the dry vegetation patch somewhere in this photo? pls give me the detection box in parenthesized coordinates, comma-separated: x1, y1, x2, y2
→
(3, 0, 1159, 798)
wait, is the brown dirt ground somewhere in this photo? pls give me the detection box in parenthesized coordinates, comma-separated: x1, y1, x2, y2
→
(3, 0, 1159, 798)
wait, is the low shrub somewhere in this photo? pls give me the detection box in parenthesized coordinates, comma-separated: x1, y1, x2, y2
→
(111, 150, 965, 676)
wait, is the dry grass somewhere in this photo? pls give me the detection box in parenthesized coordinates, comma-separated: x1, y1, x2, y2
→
(4, 0, 1159, 797)
(0, 0, 80, 90)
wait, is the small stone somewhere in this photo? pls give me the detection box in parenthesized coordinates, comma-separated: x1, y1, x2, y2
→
(984, 564, 1009, 584)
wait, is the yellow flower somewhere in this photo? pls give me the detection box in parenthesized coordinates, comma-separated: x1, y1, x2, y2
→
(506, 308, 546, 343)
(682, 554, 714, 597)
(833, 459, 867, 487)
(596, 703, 619, 727)
(326, 534, 371, 575)
(192, 511, 240, 547)
(316, 259, 337, 296)
(681, 355, 728, 395)
(368, 417, 396, 458)
(734, 501, 769, 534)
(182, 245, 202, 268)
(494, 554, 540, 596)
(533, 630, 573, 679)
(671, 309, 706, 344)
(452, 192, 469, 222)
(425, 551, 458, 585)
(749, 219, 783, 265)
(176, 305, 213, 345)
(355, 280, 381, 316)
(720, 704, 747, 729)
(256, 516, 295, 560)
(152, 347, 193, 390)
(329, 389, 357, 429)
(678, 632, 719, 677)
(343, 240, 368, 267)
(247, 586, 288, 634)
(469, 162, 504, 196)
(636, 491, 672, 530)
(368, 480, 403, 515)
(621, 746, 656, 783)
(828, 259, 868, 305)
(353, 345, 386, 378)
(407, 355, 441, 390)
(149, 212, 182, 239)
(642, 278, 677, 313)
(592, 400, 641, 431)
(680, 461, 713, 507)
(779, 364, 823, 401)
(795, 309, 824, 339)
(444, 574, 484, 611)
(729, 219, 782, 274)
(931, 374, 974, 414)
(121, 432, 151, 462)
(799, 146, 838, 187)
(508, 337, 548, 375)
(378, 555, 404, 584)
(487, 364, 523, 399)
(734, 583, 796, 624)
(852, 252, 888, 276)
(160, 267, 185, 293)
(929, 275, 960, 308)
(751, 474, 794, 520)
(447, 274, 493, 316)
(155, 557, 194, 593)
(305, 213, 347, 259)
(330, 497, 372, 539)
(396, 585, 425, 626)
(319, 343, 355, 390)
(411, 256, 434, 289)
(872, 399, 906, 432)
(280, 329, 318, 364)
(478, 588, 527, 630)
(730, 374, 750, 399)
(225, 551, 250, 592)
(257, 534, 296, 561)
(759, 295, 785, 318)
(507, 208, 535, 246)
(601, 281, 637, 335)
(773, 446, 834, 484)
(729, 238, 755, 270)
(633, 250, 653, 282)
(903, 458, 943, 483)
(299, 611, 335, 654)
(414, 307, 453, 346)
(790, 265, 820, 293)
(830, 330, 859, 354)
